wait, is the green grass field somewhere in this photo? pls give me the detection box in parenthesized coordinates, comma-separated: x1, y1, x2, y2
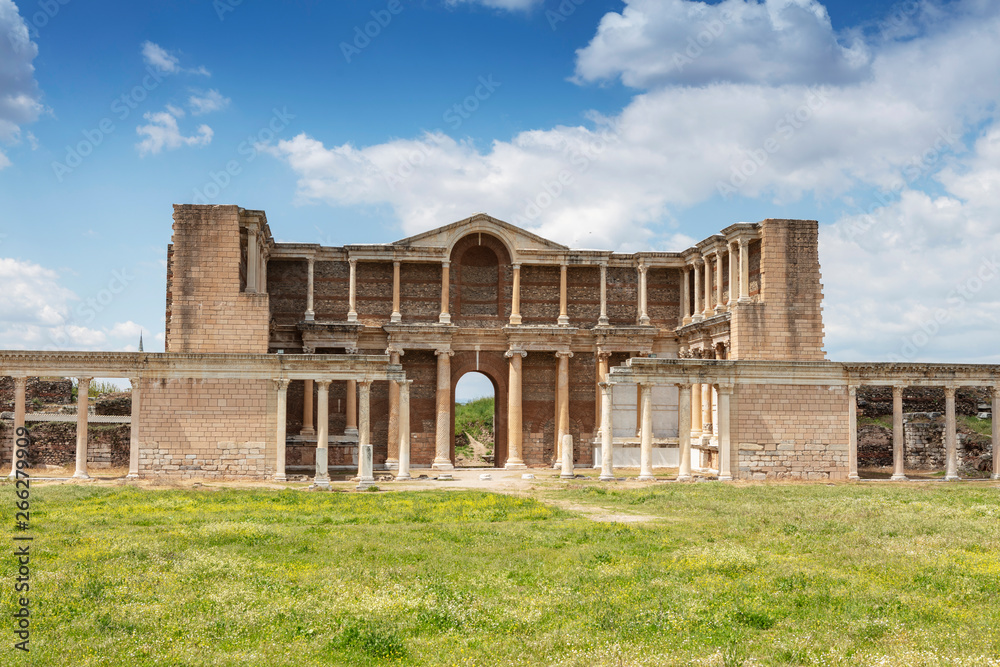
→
(3, 482, 1000, 666)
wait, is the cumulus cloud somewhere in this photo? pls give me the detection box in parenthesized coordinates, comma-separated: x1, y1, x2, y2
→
(0, 0, 45, 168)
(140, 40, 211, 76)
(573, 0, 870, 88)
(136, 108, 213, 155)
(188, 89, 230, 115)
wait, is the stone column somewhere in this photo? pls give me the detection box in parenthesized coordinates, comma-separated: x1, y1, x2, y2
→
(993, 386, 1000, 480)
(396, 380, 412, 480)
(274, 379, 290, 482)
(595, 351, 610, 433)
(638, 264, 650, 326)
(848, 385, 859, 480)
(680, 266, 690, 327)
(638, 383, 654, 481)
(598, 264, 610, 326)
(560, 434, 575, 479)
(347, 258, 358, 322)
(390, 261, 402, 323)
(692, 260, 704, 323)
(678, 383, 693, 481)
(385, 349, 401, 470)
(127, 376, 141, 480)
(314, 380, 331, 487)
(738, 238, 751, 303)
(357, 380, 374, 486)
(345, 379, 358, 436)
(891, 384, 907, 481)
(691, 382, 703, 437)
(510, 264, 522, 325)
(714, 249, 725, 313)
(554, 351, 572, 463)
(73, 377, 91, 479)
(717, 384, 733, 481)
(702, 256, 713, 319)
(505, 348, 527, 469)
(727, 242, 736, 307)
(557, 263, 570, 326)
(7, 377, 27, 479)
(944, 385, 959, 481)
(433, 349, 454, 470)
(702, 380, 713, 440)
(439, 261, 451, 324)
(247, 223, 259, 293)
(305, 256, 315, 321)
(302, 379, 315, 436)
(599, 381, 615, 481)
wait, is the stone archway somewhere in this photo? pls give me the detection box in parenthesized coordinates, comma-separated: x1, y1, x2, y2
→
(449, 232, 512, 325)
(449, 350, 508, 468)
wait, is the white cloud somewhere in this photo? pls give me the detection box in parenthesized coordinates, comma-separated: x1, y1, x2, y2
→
(136, 108, 213, 155)
(188, 89, 230, 115)
(140, 40, 211, 76)
(573, 0, 870, 89)
(0, 0, 45, 168)
(0, 258, 75, 327)
(445, 0, 541, 10)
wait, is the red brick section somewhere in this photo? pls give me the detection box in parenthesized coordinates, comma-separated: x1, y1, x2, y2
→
(567, 266, 601, 325)
(606, 266, 639, 325)
(647, 267, 682, 328)
(355, 262, 393, 325)
(520, 265, 560, 323)
(315, 260, 351, 321)
(268, 259, 308, 329)
(400, 262, 442, 323)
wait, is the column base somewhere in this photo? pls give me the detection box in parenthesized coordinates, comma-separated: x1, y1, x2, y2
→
(737, 297, 751, 304)
(73, 471, 90, 479)
(714, 305, 727, 314)
(597, 316, 610, 326)
(384, 459, 399, 470)
(890, 473, 908, 481)
(395, 472, 411, 481)
(718, 474, 733, 482)
(692, 314, 704, 323)
(682, 316, 692, 325)
(431, 459, 454, 470)
(944, 474, 961, 482)
(848, 473, 860, 481)
(439, 313, 451, 325)
(560, 472, 575, 479)
(992, 473, 1000, 480)
(300, 427, 316, 437)
(509, 315, 522, 326)
(598, 473, 616, 481)
(304, 311, 315, 321)
(504, 460, 526, 470)
(125, 473, 140, 480)
(347, 312, 358, 323)
(344, 428, 358, 437)
(701, 310, 713, 320)
(274, 473, 288, 482)
(390, 312, 401, 323)
(638, 316, 651, 326)
(676, 474, 692, 482)
(557, 315, 570, 326)
(637, 473, 656, 481)
(313, 480, 331, 490)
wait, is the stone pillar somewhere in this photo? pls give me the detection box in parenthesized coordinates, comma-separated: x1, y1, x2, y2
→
(692, 260, 704, 322)
(555, 351, 572, 463)
(247, 224, 259, 293)
(944, 385, 959, 481)
(711, 386, 718, 438)
(638, 383, 654, 481)
(505, 348, 527, 469)
(595, 351, 610, 433)
(598, 264, 610, 326)
(691, 382, 703, 437)
(560, 434, 574, 479)
(433, 349, 454, 470)
(848, 385, 859, 480)
(385, 350, 401, 470)
(510, 264, 522, 325)
(678, 383, 693, 482)
(347, 258, 358, 322)
(274, 379, 290, 482)
(396, 380, 412, 480)
(738, 238, 750, 303)
(314, 380, 331, 487)
(638, 264, 650, 326)
(680, 266, 690, 327)
(891, 384, 907, 481)
(357, 380, 374, 486)
(702, 380, 713, 440)
(127, 376, 141, 480)
(302, 379, 315, 436)
(345, 379, 358, 437)
(390, 261, 402, 323)
(439, 261, 451, 324)
(8, 377, 27, 479)
(717, 384, 733, 481)
(702, 256, 713, 319)
(714, 249, 725, 313)
(557, 263, 570, 326)
(993, 386, 1000, 481)
(599, 381, 615, 481)
(727, 242, 736, 307)
(73, 377, 91, 479)
(305, 257, 315, 321)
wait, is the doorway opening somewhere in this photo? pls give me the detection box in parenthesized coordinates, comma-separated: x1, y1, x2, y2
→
(453, 372, 496, 468)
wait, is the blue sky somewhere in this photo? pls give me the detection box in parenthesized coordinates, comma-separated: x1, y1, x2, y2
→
(2, 0, 999, 391)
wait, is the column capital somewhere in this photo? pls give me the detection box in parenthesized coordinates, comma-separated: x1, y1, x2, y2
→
(357, 379, 373, 389)
(738, 237, 750, 249)
(554, 350, 574, 359)
(693, 257, 704, 267)
(637, 263, 648, 274)
(442, 259, 450, 268)
(397, 378, 414, 388)
(13, 376, 27, 389)
(128, 375, 142, 389)
(345, 347, 359, 355)
(349, 257, 357, 266)
(302, 345, 316, 354)
(273, 378, 291, 391)
(434, 347, 454, 357)
(504, 347, 527, 359)
(385, 345, 405, 357)
(848, 384, 858, 396)
(77, 376, 93, 386)
(892, 384, 905, 395)
(598, 380, 615, 390)
(715, 383, 734, 394)
(943, 385, 957, 398)
(315, 379, 332, 390)
(596, 348, 612, 361)
(393, 259, 401, 267)
(511, 263, 520, 270)
(307, 255, 315, 266)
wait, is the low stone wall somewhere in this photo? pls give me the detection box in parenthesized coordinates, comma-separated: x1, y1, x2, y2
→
(95, 392, 132, 416)
(0, 422, 129, 468)
(857, 413, 993, 472)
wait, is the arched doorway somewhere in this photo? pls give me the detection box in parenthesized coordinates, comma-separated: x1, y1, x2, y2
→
(449, 351, 508, 468)
(453, 372, 496, 468)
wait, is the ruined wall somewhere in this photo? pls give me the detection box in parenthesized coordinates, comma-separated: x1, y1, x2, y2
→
(734, 383, 849, 480)
(166, 205, 269, 353)
(0, 377, 74, 407)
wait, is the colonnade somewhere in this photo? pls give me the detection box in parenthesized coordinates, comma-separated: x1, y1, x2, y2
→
(681, 236, 754, 326)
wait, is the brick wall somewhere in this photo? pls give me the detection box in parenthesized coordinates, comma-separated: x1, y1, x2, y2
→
(0, 377, 73, 408)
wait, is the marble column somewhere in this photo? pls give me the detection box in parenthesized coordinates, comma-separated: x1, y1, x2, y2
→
(678, 383, 693, 481)
(598, 264, 610, 326)
(595, 351, 610, 433)
(638, 383, 654, 481)
(347, 258, 358, 322)
(717, 384, 733, 481)
(510, 264, 522, 325)
(702, 256, 713, 319)
(274, 379, 290, 482)
(433, 349, 454, 470)
(345, 379, 358, 437)
(993, 386, 1000, 480)
(727, 242, 737, 307)
(638, 264, 650, 325)
(505, 348, 527, 469)
(692, 260, 704, 323)
(357, 380, 374, 486)
(73, 377, 91, 479)
(302, 379, 315, 437)
(691, 382, 703, 437)
(848, 385, 859, 480)
(127, 376, 141, 480)
(702, 380, 713, 440)
(439, 261, 451, 324)
(314, 380, 331, 487)
(891, 385, 907, 481)
(680, 266, 690, 327)
(738, 238, 751, 303)
(599, 381, 615, 481)
(944, 386, 959, 481)
(385, 350, 401, 470)
(557, 263, 570, 326)
(247, 224, 259, 293)
(396, 380, 412, 480)
(560, 434, 575, 479)
(714, 249, 725, 314)
(555, 351, 572, 463)
(390, 261, 402, 323)
(305, 256, 315, 321)
(7, 377, 26, 479)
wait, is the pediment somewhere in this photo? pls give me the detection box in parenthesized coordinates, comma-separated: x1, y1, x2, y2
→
(393, 213, 568, 255)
